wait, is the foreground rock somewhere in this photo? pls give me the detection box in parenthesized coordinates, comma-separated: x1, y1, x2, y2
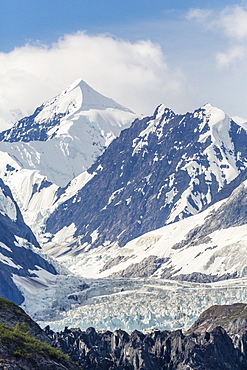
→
(0, 298, 80, 370)
(2, 296, 247, 369)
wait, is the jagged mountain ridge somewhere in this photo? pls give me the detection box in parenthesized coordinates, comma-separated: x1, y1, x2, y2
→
(46, 301, 247, 370)
(2, 296, 247, 370)
(45, 103, 247, 257)
(0, 178, 57, 305)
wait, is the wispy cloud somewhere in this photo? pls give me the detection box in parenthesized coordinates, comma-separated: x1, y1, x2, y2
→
(186, 8, 212, 22)
(217, 6, 247, 40)
(0, 32, 184, 127)
(216, 46, 245, 68)
(186, 5, 247, 69)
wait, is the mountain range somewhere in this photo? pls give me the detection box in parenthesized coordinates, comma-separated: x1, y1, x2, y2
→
(1, 80, 247, 333)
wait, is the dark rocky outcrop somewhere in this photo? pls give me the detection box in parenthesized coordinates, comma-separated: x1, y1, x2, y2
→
(45, 324, 247, 369)
(187, 302, 247, 336)
(2, 297, 247, 369)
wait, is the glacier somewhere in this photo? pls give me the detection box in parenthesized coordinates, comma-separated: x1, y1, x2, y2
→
(15, 272, 247, 333)
(1, 80, 247, 338)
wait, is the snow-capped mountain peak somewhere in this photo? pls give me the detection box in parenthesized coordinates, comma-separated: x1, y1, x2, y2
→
(0, 80, 139, 190)
(68, 79, 132, 112)
(35, 79, 132, 126)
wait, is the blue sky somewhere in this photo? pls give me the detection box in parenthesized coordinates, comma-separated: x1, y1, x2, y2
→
(1, 0, 241, 51)
(1, 0, 247, 126)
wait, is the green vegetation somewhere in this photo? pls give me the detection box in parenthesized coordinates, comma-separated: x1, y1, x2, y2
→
(0, 322, 70, 360)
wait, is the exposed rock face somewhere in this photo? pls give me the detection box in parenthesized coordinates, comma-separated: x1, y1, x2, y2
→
(109, 255, 168, 278)
(187, 303, 247, 336)
(45, 325, 247, 369)
(173, 183, 247, 252)
(46, 103, 247, 256)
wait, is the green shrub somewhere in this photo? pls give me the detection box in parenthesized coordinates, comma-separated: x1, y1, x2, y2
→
(14, 322, 29, 334)
(0, 322, 70, 360)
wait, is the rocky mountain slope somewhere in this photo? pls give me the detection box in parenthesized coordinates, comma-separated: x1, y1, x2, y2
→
(65, 177, 247, 282)
(0, 178, 57, 305)
(0, 297, 80, 370)
(187, 302, 247, 336)
(40, 103, 247, 283)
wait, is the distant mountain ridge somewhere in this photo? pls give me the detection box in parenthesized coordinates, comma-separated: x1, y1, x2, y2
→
(0, 79, 138, 191)
(45, 103, 247, 256)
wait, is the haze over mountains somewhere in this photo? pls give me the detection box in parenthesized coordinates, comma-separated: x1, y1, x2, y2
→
(1, 80, 247, 332)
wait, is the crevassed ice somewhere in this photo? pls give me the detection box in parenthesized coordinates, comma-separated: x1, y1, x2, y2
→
(0, 188, 17, 221)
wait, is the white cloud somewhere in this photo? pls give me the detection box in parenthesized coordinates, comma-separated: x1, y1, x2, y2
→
(186, 6, 247, 68)
(0, 32, 185, 127)
(217, 6, 247, 40)
(186, 8, 212, 22)
(186, 5, 247, 40)
(216, 46, 245, 68)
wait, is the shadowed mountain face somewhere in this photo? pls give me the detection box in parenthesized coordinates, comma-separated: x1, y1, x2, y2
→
(46, 103, 247, 254)
(0, 179, 57, 305)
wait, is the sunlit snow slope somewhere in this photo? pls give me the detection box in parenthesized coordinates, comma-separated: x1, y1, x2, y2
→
(0, 80, 139, 237)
